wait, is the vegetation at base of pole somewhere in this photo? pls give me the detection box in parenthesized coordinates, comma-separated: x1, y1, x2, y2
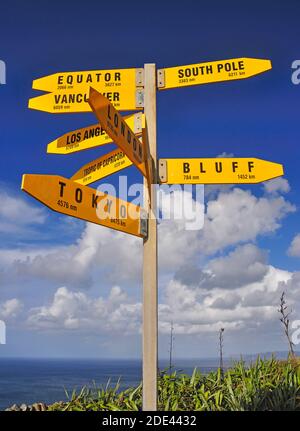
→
(46, 357, 300, 411)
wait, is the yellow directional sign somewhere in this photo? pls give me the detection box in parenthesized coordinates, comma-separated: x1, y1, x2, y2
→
(157, 58, 272, 90)
(47, 113, 144, 154)
(88, 88, 147, 177)
(71, 149, 132, 185)
(21, 174, 147, 238)
(29, 68, 144, 113)
(158, 158, 284, 184)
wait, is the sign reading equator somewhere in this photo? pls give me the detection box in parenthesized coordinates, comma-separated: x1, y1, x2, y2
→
(29, 68, 144, 112)
(157, 57, 272, 90)
(158, 158, 284, 184)
(47, 113, 144, 154)
(21, 174, 147, 238)
(88, 88, 147, 177)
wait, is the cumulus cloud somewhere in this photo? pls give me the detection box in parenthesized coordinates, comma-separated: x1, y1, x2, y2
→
(0, 181, 297, 348)
(0, 189, 46, 235)
(27, 286, 141, 334)
(263, 178, 290, 195)
(12, 223, 143, 288)
(157, 265, 292, 336)
(200, 188, 295, 254)
(0, 298, 23, 319)
(287, 234, 300, 257)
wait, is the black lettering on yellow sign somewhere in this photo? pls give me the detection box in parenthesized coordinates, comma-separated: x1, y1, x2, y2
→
(83, 151, 126, 177)
(54, 92, 120, 105)
(57, 180, 128, 219)
(107, 105, 143, 163)
(177, 60, 245, 79)
(182, 160, 256, 174)
(57, 72, 122, 86)
(66, 126, 105, 146)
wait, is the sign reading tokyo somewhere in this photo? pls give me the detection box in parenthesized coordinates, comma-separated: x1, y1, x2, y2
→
(29, 68, 144, 112)
(47, 113, 144, 154)
(71, 149, 132, 185)
(21, 174, 147, 238)
(158, 158, 284, 184)
(88, 88, 147, 177)
(157, 57, 272, 90)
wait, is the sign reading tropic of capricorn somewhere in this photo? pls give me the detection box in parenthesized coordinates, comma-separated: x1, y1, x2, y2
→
(23, 57, 283, 411)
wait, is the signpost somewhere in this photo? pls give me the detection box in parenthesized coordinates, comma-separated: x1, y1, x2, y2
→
(47, 113, 144, 154)
(23, 56, 279, 412)
(88, 88, 147, 177)
(21, 174, 147, 238)
(71, 149, 132, 185)
(158, 158, 284, 184)
(29, 68, 144, 113)
(157, 57, 272, 90)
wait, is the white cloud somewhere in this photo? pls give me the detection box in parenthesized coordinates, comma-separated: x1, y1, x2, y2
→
(0, 189, 46, 234)
(263, 178, 290, 195)
(27, 286, 141, 334)
(0, 298, 23, 319)
(200, 188, 295, 254)
(287, 234, 300, 257)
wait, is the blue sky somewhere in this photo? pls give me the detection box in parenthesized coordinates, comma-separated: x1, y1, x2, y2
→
(0, 0, 300, 359)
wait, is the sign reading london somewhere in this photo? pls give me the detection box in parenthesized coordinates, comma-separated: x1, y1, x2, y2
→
(158, 158, 284, 184)
(21, 174, 146, 238)
(88, 88, 147, 177)
(157, 57, 272, 90)
(47, 113, 144, 154)
(29, 68, 144, 113)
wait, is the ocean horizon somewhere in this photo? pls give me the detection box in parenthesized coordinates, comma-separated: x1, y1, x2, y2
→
(0, 357, 230, 410)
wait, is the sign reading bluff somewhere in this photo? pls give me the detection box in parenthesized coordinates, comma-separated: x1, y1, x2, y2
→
(157, 57, 272, 90)
(158, 158, 284, 184)
(88, 88, 147, 177)
(21, 174, 147, 238)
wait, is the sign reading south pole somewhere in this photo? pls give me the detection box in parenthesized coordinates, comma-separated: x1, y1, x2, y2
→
(157, 57, 272, 90)
(88, 88, 147, 177)
(158, 158, 284, 184)
(22, 174, 147, 238)
(29, 68, 144, 113)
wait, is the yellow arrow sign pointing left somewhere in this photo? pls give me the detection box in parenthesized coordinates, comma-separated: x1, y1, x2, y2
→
(47, 113, 144, 154)
(71, 149, 133, 186)
(157, 57, 272, 90)
(158, 158, 284, 184)
(29, 67, 144, 113)
(21, 174, 147, 238)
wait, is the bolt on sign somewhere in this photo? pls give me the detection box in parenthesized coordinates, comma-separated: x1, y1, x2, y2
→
(21, 174, 147, 238)
(158, 158, 284, 184)
(29, 68, 144, 113)
(157, 57, 272, 90)
(47, 113, 144, 154)
(88, 88, 147, 177)
(71, 149, 132, 186)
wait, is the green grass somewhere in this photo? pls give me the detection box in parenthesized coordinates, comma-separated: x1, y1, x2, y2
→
(49, 357, 300, 411)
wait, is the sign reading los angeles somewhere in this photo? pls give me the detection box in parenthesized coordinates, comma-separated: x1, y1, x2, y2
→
(71, 149, 132, 185)
(21, 174, 146, 238)
(158, 158, 284, 184)
(47, 113, 144, 154)
(157, 58, 272, 90)
(29, 68, 144, 113)
(88, 88, 147, 177)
